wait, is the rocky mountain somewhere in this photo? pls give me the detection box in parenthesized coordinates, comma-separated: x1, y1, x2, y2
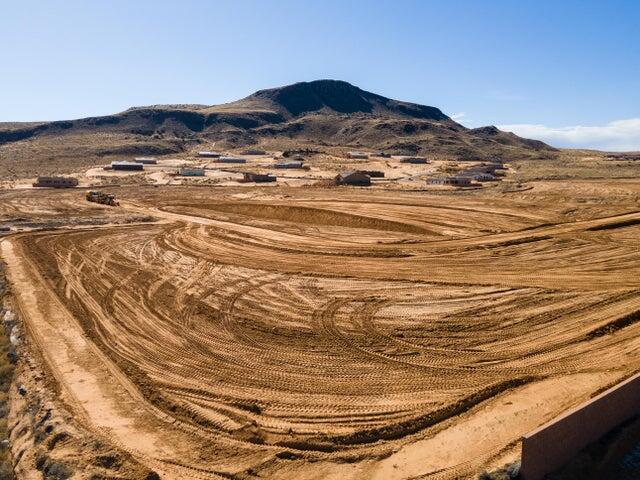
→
(0, 80, 555, 178)
(233, 80, 451, 120)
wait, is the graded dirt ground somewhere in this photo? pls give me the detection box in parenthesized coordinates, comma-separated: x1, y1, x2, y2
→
(1, 173, 639, 479)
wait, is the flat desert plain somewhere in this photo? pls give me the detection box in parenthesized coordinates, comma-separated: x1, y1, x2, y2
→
(1, 173, 640, 479)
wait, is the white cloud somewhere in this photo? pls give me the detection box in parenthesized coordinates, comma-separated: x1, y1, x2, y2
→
(498, 118, 640, 152)
(450, 112, 479, 127)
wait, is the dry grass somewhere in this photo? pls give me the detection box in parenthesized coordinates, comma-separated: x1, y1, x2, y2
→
(511, 150, 640, 181)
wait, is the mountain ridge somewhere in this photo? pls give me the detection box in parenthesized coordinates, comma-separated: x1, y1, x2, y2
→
(239, 79, 452, 120)
(0, 80, 555, 178)
(120, 80, 453, 122)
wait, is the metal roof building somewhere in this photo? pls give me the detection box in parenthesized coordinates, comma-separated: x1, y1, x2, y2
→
(243, 172, 276, 183)
(362, 170, 384, 178)
(335, 171, 371, 186)
(111, 161, 144, 171)
(400, 157, 429, 164)
(427, 176, 471, 186)
(178, 167, 206, 177)
(241, 149, 266, 155)
(32, 176, 79, 188)
(198, 151, 222, 157)
(274, 161, 304, 169)
(473, 173, 496, 182)
(218, 156, 247, 164)
(134, 157, 157, 164)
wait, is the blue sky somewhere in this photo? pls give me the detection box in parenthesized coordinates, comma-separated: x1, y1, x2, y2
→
(1, 0, 639, 150)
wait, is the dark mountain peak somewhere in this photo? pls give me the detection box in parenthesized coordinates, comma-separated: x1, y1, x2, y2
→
(252, 80, 371, 116)
(247, 79, 450, 121)
(471, 125, 501, 136)
(254, 79, 359, 98)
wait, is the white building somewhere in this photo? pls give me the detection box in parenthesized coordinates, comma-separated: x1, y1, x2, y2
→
(198, 151, 221, 158)
(347, 151, 369, 159)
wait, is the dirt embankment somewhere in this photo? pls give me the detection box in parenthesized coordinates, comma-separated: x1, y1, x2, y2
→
(0, 262, 159, 480)
(166, 202, 430, 234)
(0, 265, 15, 479)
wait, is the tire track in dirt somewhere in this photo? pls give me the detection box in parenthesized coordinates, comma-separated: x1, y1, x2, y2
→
(4, 185, 640, 478)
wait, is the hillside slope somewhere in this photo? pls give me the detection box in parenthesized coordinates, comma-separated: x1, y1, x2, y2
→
(0, 80, 554, 178)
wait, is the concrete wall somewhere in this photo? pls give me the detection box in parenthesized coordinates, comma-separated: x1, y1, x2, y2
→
(520, 373, 640, 480)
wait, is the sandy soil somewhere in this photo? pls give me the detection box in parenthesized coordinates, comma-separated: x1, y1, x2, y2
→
(1, 175, 639, 479)
(1, 150, 499, 192)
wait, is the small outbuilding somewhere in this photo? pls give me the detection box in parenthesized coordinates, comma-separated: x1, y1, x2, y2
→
(473, 173, 496, 182)
(335, 171, 371, 186)
(198, 151, 222, 158)
(274, 161, 304, 169)
(362, 170, 385, 178)
(400, 157, 429, 164)
(427, 176, 471, 186)
(134, 157, 157, 164)
(111, 161, 144, 171)
(478, 165, 506, 176)
(241, 149, 266, 155)
(32, 176, 79, 188)
(347, 151, 369, 159)
(218, 156, 247, 164)
(243, 172, 276, 183)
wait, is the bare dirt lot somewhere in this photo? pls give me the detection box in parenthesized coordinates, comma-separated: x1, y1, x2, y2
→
(1, 174, 640, 479)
